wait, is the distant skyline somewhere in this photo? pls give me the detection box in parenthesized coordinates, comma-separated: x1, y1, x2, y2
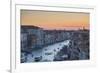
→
(21, 10, 90, 30)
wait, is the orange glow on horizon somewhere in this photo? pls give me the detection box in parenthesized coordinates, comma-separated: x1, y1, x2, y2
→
(21, 10, 89, 30)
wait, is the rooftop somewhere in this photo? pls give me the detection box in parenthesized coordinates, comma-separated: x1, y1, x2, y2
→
(21, 25, 41, 29)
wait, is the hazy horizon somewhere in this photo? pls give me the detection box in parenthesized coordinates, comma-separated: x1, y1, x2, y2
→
(21, 10, 90, 30)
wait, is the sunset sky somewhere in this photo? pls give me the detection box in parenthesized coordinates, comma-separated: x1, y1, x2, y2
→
(21, 10, 90, 30)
